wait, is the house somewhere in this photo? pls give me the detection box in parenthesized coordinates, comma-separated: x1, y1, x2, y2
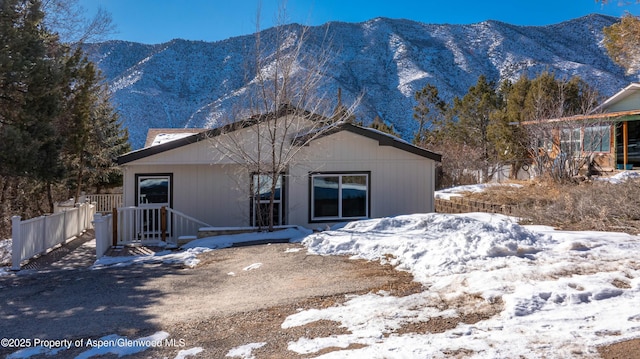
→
(523, 83, 640, 171)
(117, 106, 442, 234)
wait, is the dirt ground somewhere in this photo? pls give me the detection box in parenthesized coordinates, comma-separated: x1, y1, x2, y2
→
(0, 242, 637, 358)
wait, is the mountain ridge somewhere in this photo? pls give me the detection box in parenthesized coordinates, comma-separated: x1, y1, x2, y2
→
(84, 14, 635, 149)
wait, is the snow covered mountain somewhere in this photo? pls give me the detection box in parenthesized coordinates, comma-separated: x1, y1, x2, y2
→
(84, 14, 634, 149)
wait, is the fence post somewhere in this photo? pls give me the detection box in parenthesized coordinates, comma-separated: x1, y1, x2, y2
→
(93, 213, 107, 259)
(161, 206, 167, 243)
(42, 214, 48, 255)
(11, 216, 22, 271)
(76, 203, 82, 236)
(112, 208, 118, 246)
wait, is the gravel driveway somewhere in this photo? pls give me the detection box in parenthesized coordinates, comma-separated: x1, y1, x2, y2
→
(0, 242, 419, 358)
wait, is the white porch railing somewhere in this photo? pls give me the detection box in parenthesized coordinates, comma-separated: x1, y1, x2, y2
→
(93, 206, 211, 252)
(86, 194, 123, 213)
(11, 202, 96, 270)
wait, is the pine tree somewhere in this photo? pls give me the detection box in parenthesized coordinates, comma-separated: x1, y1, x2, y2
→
(487, 78, 531, 178)
(0, 0, 69, 212)
(450, 75, 502, 181)
(412, 84, 447, 145)
(83, 85, 130, 192)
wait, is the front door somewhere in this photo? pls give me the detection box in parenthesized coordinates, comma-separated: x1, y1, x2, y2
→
(136, 174, 172, 240)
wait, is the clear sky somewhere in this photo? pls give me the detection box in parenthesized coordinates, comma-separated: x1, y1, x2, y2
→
(79, 0, 640, 44)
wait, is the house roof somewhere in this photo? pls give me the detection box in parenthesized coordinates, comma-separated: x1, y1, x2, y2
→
(595, 82, 640, 112)
(520, 82, 640, 125)
(118, 107, 441, 165)
(520, 108, 640, 126)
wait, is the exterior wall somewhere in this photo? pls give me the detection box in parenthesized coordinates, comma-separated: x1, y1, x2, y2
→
(121, 126, 437, 229)
(541, 125, 617, 171)
(122, 163, 251, 227)
(606, 92, 640, 112)
(287, 131, 436, 228)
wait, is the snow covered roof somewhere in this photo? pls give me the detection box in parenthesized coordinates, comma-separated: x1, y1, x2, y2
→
(143, 129, 206, 148)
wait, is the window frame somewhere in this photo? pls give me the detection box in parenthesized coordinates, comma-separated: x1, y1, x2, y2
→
(583, 125, 611, 153)
(250, 173, 285, 227)
(560, 127, 581, 155)
(135, 173, 173, 207)
(309, 171, 370, 223)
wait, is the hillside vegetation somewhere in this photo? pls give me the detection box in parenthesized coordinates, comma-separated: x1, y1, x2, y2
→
(85, 14, 632, 148)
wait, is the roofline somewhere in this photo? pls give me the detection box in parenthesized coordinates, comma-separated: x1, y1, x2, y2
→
(520, 108, 640, 126)
(118, 104, 327, 165)
(118, 108, 442, 165)
(322, 123, 442, 162)
(594, 82, 640, 112)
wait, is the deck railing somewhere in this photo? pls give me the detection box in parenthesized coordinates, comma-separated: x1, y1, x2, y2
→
(11, 202, 96, 270)
(93, 206, 211, 251)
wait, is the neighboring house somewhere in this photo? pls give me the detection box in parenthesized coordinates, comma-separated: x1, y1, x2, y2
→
(523, 83, 640, 171)
(117, 107, 442, 230)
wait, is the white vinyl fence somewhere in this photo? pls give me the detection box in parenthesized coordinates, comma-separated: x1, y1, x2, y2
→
(11, 202, 96, 270)
(85, 194, 123, 213)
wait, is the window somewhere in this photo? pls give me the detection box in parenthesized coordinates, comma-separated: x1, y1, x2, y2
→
(311, 173, 369, 221)
(560, 128, 581, 155)
(251, 174, 284, 227)
(583, 125, 610, 152)
(137, 174, 171, 206)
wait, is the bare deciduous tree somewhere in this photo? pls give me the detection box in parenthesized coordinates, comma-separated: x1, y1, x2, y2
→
(209, 4, 361, 230)
(522, 76, 606, 181)
(42, 0, 115, 44)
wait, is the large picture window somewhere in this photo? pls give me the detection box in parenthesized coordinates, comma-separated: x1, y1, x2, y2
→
(583, 125, 611, 153)
(311, 173, 369, 221)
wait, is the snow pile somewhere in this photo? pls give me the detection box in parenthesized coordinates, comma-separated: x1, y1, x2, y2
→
(434, 183, 496, 200)
(434, 183, 522, 200)
(287, 213, 640, 358)
(303, 213, 544, 282)
(595, 170, 640, 184)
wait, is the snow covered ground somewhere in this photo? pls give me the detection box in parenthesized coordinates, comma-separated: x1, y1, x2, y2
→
(85, 212, 639, 358)
(3, 175, 640, 358)
(595, 170, 640, 184)
(286, 213, 640, 358)
(434, 183, 522, 200)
